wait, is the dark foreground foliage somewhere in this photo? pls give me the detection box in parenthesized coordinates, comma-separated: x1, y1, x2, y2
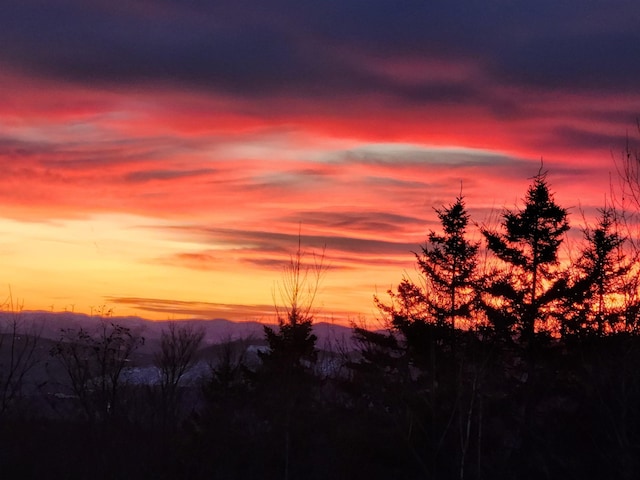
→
(1, 330, 640, 479)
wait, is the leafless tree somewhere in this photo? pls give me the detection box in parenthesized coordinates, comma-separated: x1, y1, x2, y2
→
(0, 293, 41, 418)
(273, 236, 327, 329)
(616, 121, 640, 213)
(260, 237, 327, 480)
(51, 312, 144, 422)
(154, 321, 205, 426)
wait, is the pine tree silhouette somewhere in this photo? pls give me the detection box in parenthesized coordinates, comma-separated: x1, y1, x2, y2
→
(481, 169, 569, 343)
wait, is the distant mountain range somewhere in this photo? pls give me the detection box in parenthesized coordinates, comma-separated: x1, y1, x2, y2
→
(0, 310, 361, 393)
(0, 310, 357, 354)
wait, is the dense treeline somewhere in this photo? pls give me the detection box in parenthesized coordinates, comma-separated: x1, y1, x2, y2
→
(2, 168, 640, 479)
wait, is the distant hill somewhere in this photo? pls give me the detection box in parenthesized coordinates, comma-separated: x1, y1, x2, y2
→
(0, 310, 356, 354)
(0, 310, 359, 396)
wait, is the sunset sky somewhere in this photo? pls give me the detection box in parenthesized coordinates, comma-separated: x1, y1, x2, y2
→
(1, 0, 639, 324)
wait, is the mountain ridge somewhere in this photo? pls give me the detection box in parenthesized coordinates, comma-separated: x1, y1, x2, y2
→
(0, 310, 356, 353)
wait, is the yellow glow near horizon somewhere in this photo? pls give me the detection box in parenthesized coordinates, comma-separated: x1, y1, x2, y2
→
(0, 214, 272, 318)
(0, 213, 406, 323)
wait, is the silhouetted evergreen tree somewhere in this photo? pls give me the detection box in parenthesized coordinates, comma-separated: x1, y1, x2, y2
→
(481, 170, 569, 343)
(417, 195, 480, 331)
(478, 170, 577, 479)
(375, 195, 480, 355)
(260, 310, 317, 376)
(356, 196, 484, 478)
(561, 207, 630, 337)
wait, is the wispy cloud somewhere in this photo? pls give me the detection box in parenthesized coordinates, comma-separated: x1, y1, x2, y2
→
(106, 296, 276, 321)
(0, 0, 637, 321)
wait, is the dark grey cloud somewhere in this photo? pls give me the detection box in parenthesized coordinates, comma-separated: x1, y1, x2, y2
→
(0, 137, 52, 162)
(492, 32, 640, 91)
(0, 131, 216, 183)
(278, 211, 427, 233)
(124, 168, 215, 183)
(2, 0, 636, 107)
(169, 225, 418, 257)
(361, 176, 432, 190)
(106, 295, 275, 319)
(548, 127, 633, 153)
(241, 257, 349, 271)
(0, 1, 375, 97)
